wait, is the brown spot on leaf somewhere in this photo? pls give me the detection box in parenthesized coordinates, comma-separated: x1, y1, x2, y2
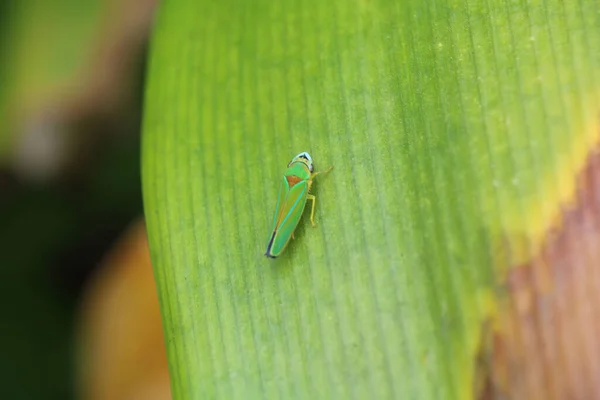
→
(477, 146, 600, 399)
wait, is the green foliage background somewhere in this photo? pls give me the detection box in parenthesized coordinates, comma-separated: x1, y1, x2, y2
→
(0, 0, 102, 157)
(142, 0, 600, 398)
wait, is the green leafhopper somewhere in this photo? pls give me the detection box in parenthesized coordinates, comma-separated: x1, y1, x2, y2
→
(265, 152, 333, 258)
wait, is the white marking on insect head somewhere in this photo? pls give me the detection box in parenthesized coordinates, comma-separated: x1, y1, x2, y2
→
(297, 152, 312, 163)
(298, 152, 314, 172)
(290, 151, 314, 171)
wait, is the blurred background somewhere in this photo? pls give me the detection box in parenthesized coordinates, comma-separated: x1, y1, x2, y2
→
(0, 0, 169, 399)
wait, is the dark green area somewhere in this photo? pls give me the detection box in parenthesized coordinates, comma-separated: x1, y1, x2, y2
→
(0, 136, 143, 400)
(0, 1, 148, 398)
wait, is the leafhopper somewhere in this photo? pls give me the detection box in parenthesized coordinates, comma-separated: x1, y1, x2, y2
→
(265, 152, 333, 258)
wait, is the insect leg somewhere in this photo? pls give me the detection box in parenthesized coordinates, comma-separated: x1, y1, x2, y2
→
(307, 194, 317, 227)
(311, 165, 334, 178)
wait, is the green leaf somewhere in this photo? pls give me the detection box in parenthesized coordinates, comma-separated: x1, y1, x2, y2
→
(142, 0, 600, 398)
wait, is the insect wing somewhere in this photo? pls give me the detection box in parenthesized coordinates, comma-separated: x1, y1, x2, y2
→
(269, 176, 290, 233)
(270, 180, 309, 256)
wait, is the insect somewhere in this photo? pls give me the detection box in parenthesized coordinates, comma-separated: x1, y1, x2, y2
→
(265, 152, 333, 258)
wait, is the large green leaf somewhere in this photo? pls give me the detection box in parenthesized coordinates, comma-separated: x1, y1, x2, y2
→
(142, 0, 600, 398)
